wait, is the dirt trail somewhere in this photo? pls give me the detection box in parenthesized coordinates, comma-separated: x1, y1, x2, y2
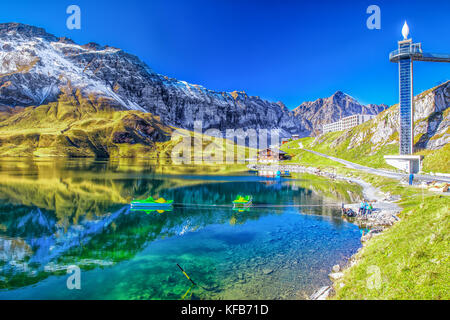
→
(303, 149, 450, 184)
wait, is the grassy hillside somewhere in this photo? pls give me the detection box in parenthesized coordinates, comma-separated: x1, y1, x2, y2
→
(281, 130, 399, 169)
(278, 143, 450, 299)
(331, 172, 450, 300)
(0, 88, 171, 157)
(0, 89, 254, 162)
(281, 116, 448, 174)
(283, 128, 448, 174)
(281, 81, 449, 174)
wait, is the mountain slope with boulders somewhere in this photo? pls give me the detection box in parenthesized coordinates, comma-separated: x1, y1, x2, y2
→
(0, 22, 386, 143)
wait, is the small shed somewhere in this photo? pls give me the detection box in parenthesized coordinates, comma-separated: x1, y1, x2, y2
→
(257, 148, 290, 162)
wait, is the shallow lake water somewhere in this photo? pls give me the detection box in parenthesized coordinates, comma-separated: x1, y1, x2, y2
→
(0, 159, 363, 299)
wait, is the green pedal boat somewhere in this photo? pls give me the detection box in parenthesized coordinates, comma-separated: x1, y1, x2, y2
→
(232, 195, 252, 211)
(131, 207, 173, 214)
(130, 196, 173, 209)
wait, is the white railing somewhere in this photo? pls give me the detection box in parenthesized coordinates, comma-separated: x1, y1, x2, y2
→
(389, 43, 422, 60)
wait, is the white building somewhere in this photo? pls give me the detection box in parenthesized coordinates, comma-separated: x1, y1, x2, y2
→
(323, 114, 376, 134)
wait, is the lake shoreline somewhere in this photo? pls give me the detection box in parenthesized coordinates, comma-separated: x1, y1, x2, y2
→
(247, 163, 402, 300)
(0, 159, 362, 299)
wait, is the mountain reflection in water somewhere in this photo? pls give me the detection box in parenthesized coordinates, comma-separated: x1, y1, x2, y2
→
(0, 158, 363, 299)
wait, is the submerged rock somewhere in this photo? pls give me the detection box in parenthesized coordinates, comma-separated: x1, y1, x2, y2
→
(310, 286, 334, 300)
(262, 268, 274, 275)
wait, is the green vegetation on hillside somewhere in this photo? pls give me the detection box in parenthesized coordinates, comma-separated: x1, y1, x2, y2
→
(281, 137, 346, 168)
(0, 88, 254, 163)
(280, 139, 449, 299)
(0, 88, 172, 158)
(281, 81, 449, 175)
(417, 144, 450, 173)
(282, 133, 399, 169)
(281, 122, 448, 174)
(332, 173, 449, 300)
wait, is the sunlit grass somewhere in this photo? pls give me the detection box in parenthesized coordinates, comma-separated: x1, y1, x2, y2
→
(333, 191, 449, 300)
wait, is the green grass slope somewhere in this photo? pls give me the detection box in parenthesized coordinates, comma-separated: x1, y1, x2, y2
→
(0, 88, 254, 162)
(0, 88, 173, 158)
(281, 81, 449, 173)
(281, 137, 450, 299)
(331, 173, 450, 300)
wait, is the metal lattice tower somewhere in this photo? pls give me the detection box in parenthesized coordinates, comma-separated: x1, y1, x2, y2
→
(389, 22, 450, 155)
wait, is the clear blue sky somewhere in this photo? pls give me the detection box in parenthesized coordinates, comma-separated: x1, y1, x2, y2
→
(1, 0, 449, 108)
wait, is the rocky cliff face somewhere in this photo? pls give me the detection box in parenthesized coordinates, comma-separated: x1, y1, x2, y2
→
(0, 23, 387, 139)
(413, 82, 450, 150)
(346, 80, 449, 152)
(292, 91, 388, 136)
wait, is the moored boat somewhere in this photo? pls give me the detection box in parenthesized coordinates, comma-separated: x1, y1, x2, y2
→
(130, 196, 173, 208)
(232, 195, 253, 210)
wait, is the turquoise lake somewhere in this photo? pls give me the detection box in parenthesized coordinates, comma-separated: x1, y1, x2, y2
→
(0, 159, 363, 299)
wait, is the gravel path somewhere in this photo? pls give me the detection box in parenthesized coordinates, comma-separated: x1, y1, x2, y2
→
(303, 149, 450, 183)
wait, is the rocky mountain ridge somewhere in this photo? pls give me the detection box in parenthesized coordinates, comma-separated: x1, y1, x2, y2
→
(293, 91, 388, 136)
(0, 23, 386, 138)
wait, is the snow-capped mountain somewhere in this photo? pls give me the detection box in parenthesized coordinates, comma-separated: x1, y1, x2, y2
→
(0, 23, 160, 110)
(0, 23, 385, 137)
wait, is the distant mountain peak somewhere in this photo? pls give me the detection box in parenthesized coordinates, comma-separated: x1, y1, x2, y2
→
(58, 36, 75, 44)
(332, 90, 346, 97)
(292, 91, 387, 135)
(330, 90, 358, 103)
(81, 42, 103, 50)
(0, 22, 58, 41)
